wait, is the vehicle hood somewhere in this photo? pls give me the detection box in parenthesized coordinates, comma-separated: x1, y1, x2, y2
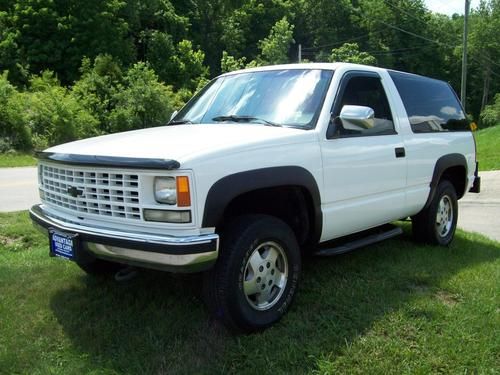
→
(44, 124, 314, 166)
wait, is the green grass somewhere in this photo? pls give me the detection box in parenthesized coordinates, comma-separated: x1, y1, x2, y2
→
(0, 211, 499, 374)
(476, 125, 500, 171)
(0, 152, 37, 168)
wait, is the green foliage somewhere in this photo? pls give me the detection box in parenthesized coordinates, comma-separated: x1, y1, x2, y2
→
(71, 54, 123, 133)
(0, 71, 31, 150)
(108, 62, 177, 132)
(220, 51, 246, 73)
(327, 43, 377, 65)
(259, 17, 295, 65)
(0, 0, 134, 85)
(480, 93, 500, 128)
(1, 0, 500, 150)
(167, 40, 209, 91)
(22, 72, 100, 147)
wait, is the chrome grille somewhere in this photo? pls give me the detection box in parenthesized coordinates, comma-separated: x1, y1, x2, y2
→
(39, 163, 141, 220)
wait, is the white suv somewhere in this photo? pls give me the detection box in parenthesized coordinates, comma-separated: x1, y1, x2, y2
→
(30, 63, 480, 332)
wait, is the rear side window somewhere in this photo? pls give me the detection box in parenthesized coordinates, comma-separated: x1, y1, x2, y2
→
(389, 71, 469, 133)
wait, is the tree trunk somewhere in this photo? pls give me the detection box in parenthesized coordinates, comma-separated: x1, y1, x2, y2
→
(481, 62, 491, 111)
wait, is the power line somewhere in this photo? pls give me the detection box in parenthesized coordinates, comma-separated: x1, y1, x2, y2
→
(378, 20, 453, 48)
(381, 0, 429, 26)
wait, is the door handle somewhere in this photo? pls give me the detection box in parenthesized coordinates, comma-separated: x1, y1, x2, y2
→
(395, 147, 406, 158)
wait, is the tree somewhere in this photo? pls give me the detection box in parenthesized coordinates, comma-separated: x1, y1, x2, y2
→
(328, 43, 377, 65)
(220, 51, 246, 73)
(480, 93, 500, 127)
(259, 17, 295, 65)
(71, 55, 124, 133)
(469, 0, 500, 112)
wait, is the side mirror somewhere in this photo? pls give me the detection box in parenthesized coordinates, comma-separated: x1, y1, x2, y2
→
(339, 105, 375, 130)
(169, 110, 178, 122)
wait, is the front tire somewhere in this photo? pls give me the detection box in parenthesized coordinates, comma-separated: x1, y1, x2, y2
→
(203, 215, 301, 333)
(412, 180, 458, 246)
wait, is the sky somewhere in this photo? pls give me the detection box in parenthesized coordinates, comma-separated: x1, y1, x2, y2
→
(424, 0, 480, 16)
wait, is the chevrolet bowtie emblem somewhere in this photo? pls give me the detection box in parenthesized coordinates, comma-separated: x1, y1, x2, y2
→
(67, 186, 83, 198)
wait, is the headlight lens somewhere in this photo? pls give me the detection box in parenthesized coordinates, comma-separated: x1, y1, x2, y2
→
(154, 177, 177, 204)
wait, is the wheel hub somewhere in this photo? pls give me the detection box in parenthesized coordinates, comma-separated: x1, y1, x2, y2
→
(242, 241, 288, 311)
(436, 194, 453, 237)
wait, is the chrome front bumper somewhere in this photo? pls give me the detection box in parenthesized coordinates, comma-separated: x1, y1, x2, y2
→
(29, 204, 219, 273)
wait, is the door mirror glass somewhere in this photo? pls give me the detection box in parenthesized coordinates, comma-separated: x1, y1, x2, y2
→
(339, 105, 375, 130)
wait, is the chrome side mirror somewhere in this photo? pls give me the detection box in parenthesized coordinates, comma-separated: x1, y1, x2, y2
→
(339, 105, 375, 130)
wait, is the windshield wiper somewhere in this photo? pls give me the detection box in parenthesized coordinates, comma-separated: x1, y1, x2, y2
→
(168, 119, 192, 125)
(212, 115, 282, 127)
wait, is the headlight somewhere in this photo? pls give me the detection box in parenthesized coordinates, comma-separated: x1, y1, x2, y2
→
(154, 177, 177, 204)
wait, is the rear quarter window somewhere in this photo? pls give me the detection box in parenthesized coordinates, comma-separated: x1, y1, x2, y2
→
(389, 71, 469, 133)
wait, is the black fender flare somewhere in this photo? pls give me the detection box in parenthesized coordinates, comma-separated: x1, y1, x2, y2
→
(424, 153, 468, 209)
(202, 166, 323, 245)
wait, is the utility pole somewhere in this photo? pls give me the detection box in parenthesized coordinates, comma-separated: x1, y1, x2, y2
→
(461, 0, 471, 111)
(298, 44, 302, 63)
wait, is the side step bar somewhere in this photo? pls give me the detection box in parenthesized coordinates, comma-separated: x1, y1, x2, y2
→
(314, 224, 403, 257)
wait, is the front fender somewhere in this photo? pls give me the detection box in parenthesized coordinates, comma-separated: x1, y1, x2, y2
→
(201, 166, 323, 244)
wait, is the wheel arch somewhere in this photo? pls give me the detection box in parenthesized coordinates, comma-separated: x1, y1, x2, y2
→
(424, 153, 468, 210)
(202, 167, 322, 247)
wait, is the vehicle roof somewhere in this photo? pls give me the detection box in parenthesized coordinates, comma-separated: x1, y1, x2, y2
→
(219, 62, 386, 77)
(219, 62, 446, 85)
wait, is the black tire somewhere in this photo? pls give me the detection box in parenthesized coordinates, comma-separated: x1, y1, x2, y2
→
(412, 180, 458, 246)
(76, 258, 121, 276)
(203, 215, 301, 333)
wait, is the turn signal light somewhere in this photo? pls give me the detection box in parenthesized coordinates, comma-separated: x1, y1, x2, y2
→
(176, 176, 191, 207)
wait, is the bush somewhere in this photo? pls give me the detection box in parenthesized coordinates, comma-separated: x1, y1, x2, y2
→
(108, 63, 177, 132)
(480, 93, 500, 128)
(0, 71, 32, 150)
(22, 71, 99, 148)
(71, 55, 123, 133)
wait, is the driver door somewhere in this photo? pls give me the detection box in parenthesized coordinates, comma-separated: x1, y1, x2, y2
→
(320, 71, 407, 241)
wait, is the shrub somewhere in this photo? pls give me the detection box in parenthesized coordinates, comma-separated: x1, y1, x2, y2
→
(22, 71, 99, 148)
(108, 62, 177, 132)
(71, 55, 123, 133)
(480, 93, 500, 128)
(0, 71, 32, 150)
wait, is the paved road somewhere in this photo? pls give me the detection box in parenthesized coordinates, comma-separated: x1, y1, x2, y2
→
(456, 170, 500, 242)
(0, 167, 39, 212)
(1, 167, 499, 242)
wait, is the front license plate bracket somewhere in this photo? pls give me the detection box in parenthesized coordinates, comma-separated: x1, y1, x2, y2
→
(49, 230, 79, 260)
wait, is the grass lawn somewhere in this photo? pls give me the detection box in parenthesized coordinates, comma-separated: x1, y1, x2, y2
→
(0, 211, 498, 374)
(0, 152, 37, 168)
(475, 125, 500, 171)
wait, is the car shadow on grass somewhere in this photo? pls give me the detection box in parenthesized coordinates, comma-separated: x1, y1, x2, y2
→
(49, 226, 500, 374)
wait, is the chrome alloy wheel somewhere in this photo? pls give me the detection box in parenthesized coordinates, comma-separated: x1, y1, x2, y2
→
(243, 241, 289, 311)
(436, 195, 453, 237)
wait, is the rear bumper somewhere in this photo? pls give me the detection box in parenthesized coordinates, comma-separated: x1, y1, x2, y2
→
(29, 204, 219, 273)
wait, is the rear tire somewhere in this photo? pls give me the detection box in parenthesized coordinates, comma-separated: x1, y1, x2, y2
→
(412, 180, 458, 246)
(203, 215, 301, 333)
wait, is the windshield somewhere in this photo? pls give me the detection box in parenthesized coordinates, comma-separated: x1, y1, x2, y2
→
(172, 69, 333, 128)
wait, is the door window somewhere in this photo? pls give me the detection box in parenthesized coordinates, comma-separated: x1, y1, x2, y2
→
(331, 75, 395, 137)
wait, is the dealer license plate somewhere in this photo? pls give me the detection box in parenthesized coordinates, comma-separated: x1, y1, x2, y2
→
(49, 231, 78, 260)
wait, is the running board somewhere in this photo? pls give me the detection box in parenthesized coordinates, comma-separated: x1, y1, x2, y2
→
(314, 225, 403, 257)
